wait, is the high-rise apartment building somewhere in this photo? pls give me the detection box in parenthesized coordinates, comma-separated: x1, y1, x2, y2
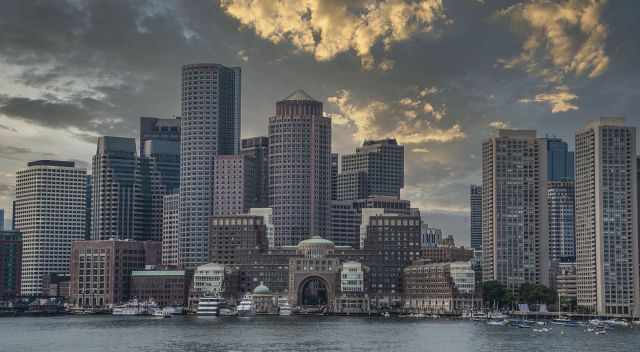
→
(241, 137, 269, 208)
(139, 116, 181, 157)
(15, 160, 87, 296)
(91, 137, 144, 241)
(179, 63, 241, 268)
(482, 130, 550, 290)
(0, 209, 4, 230)
(338, 139, 404, 200)
(162, 193, 180, 267)
(469, 185, 482, 251)
(209, 215, 268, 265)
(212, 155, 257, 216)
(0, 230, 21, 298)
(548, 181, 575, 263)
(268, 90, 331, 246)
(575, 118, 639, 316)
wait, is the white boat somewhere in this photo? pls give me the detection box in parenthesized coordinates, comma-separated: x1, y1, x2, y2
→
(488, 311, 508, 319)
(162, 305, 184, 315)
(197, 296, 226, 316)
(237, 293, 256, 317)
(533, 327, 551, 333)
(604, 319, 630, 327)
(152, 309, 171, 318)
(219, 307, 237, 316)
(487, 319, 509, 326)
(278, 297, 292, 316)
(112, 299, 158, 316)
(471, 311, 488, 321)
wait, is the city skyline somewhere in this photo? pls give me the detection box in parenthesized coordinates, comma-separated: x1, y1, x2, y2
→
(1, 1, 640, 245)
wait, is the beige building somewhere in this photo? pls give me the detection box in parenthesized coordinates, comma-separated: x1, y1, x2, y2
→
(482, 130, 550, 290)
(575, 118, 639, 316)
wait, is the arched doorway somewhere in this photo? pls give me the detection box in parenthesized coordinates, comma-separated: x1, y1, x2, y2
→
(299, 277, 329, 306)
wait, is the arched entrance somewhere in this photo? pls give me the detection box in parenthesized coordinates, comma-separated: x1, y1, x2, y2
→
(299, 277, 329, 306)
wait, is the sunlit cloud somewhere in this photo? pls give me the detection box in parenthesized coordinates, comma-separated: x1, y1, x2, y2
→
(219, 0, 448, 70)
(519, 85, 579, 113)
(489, 120, 510, 129)
(327, 89, 465, 145)
(498, 0, 609, 83)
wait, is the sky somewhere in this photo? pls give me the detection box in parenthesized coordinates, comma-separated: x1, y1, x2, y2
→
(0, 0, 639, 244)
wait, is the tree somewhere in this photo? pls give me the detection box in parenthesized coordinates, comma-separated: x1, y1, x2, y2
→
(481, 281, 512, 308)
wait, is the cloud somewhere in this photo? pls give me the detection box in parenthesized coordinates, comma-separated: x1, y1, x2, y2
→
(0, 183, 13, 198)
(519, 86, 579, 113)
(0, 144, 55, 161)
(0, 95, 118, 133)
(237, 49, 249, 62)
(498, 0, 609, 83)
(327, 89, 465, 145)
(489, 120, 509, 129)
(219, 0, 448, 70)
(412, 147, 430, 153)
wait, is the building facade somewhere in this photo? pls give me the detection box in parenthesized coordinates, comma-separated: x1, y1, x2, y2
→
(575, 118, 639, 316)
(212, 155, 257, 216)
(162, 193, 180, 267)
(241, 136, 269, 208)
(548, 181, 576, 263)
(139, 116, 180, 157)
(469, 185, 482, 251)
(268, 90, 331, 245)
(0, 231, 21, 298)
(15, 160, 87, 296)
(482, 130, 550, 290)
(179, 63, 241, 268)
(69, 240, 161, 308)
(209, 215, 268, 265)
(339, 139, 404, 199)
(91, 137, 143, 241)
(130, 269, 190, 307)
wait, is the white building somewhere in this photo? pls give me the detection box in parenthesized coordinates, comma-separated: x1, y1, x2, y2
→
(15, 160, 87, 296)
(193, 263, 226, 296)
(341, 261, 364, 293)
(449, 261, 475, 295)
(575, 117, 639, 316)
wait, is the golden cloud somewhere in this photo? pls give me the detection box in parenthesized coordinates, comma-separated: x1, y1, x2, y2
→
(220, 0, 447, 70)
(327, 89, 465, 145)
(498, 0, 609, 83)
(519, 85, 579, 113)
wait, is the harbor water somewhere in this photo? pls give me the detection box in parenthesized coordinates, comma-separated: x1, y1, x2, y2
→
(0, 315, 638, 352)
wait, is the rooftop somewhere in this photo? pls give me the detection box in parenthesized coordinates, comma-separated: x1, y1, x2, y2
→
(131, 270, 185, 277)
(27, 160, 75, 168)
(283, 89, 317, 102)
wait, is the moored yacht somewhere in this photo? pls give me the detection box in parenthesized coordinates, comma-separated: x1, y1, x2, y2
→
(278, 296, 292, 316)
(112, 299, 159, 316)
(197, 296, 226, 316)
(237, 293, 256, 317)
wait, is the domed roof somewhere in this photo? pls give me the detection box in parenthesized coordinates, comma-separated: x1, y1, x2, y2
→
(298, 236, 335, 247)
(283, 89, 317, 102)
(253, 282, 271, 295)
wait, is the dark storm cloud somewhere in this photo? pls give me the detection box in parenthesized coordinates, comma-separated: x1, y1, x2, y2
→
(0, 144, 55, 161)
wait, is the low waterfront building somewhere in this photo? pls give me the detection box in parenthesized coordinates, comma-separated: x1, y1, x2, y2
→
(130, 269, 190, 307)
(253, 283, 277, 314)
(69, 240, 161, 308)
(555, 262, 577, 304)
(209, 215, 268, 265)
(41, 273, 70, 299)
(0, 231, 22, 298)
(192, 263, 226, 296)
(336, 261, 369, 313)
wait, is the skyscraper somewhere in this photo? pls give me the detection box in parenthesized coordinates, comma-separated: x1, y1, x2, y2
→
(241, 137, 269, 208)
(338, 138, 404, 200)
(575, 118, 639, 316)
(546, 138, 575, 181)
(91, 137, 143, 241)
(139, 116, 181, 157)
(547, 181, 575, 263)
(469, 185, 482, 251)
(331, 153, 339, 201)
(0, 230, 21, 298)
(269, 90, 331, 246)
(162, 193, 179, 267)
(142, 139, 180, 241)
(482, 130, 550, 290)
(15, 160, 86, 296)
(179, 63, 241, 268)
